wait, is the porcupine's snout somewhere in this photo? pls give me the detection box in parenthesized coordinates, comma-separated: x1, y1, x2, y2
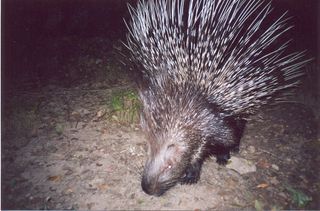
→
(140, 142, 190, 196)
(141, 173, 168, 196)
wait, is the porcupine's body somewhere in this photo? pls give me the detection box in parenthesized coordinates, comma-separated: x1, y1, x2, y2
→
(125, 0, 308, 196)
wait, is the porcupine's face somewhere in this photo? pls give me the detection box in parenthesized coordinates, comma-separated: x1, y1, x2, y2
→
(139, 94, 209, 196)
(140, 125, 192, 196)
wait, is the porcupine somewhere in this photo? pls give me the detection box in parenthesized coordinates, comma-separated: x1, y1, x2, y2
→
(124, 0, 309, 196)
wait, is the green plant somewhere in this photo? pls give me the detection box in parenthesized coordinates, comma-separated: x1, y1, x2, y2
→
(110, 89, 140, 124)
(285, 185, 312, 208)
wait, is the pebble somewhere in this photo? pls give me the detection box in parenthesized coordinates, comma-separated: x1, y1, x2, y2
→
(226, 157, 257, 174)
(278, 192, 287, 199)
(270, 177, 280, 185)
(248, 145, 256, 153)
(49, 186, 57, 191)
(272, 164, 279, 171)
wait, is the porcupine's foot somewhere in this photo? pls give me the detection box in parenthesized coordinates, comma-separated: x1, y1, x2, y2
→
(216, 150, 231, 165)
(231, 145, 240, 153)
(181, 161, 202, 184)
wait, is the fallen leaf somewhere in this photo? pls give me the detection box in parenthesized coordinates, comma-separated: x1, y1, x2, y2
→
(65, 188, 73, 194)
(47, 175, 62, 182)
(98, 183, 108, 191)
(96, 109, 106, 118)
(257, 183, 269, 189)
(257, 159, 271, 169)
(70, 111, 81, 120)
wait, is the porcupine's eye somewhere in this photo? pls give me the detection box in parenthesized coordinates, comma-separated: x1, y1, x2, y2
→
(165, 160, 173, 171)
(167, 144, 175, 149)
(162, 144, 176, 171)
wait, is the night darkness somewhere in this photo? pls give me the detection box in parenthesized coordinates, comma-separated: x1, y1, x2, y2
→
(1, 0, 319, 209)
(1, 0, 318, 90)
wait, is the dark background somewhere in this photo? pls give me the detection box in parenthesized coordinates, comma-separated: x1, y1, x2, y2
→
(2, 0, 134, 91)
(1, 0, 319, 92)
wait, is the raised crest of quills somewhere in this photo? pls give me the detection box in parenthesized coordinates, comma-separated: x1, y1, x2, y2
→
(125, 0, 310, 196)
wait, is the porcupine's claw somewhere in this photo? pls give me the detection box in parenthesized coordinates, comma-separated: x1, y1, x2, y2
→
(216, 151, 231, 165)
(180, 161, 202, 184)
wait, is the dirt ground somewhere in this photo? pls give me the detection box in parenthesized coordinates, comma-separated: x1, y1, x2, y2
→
(2, 31, 319, 210)
(2, 80, 319, 210)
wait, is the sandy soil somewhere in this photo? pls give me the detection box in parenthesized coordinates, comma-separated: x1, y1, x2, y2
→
(2, 25, 319, 209)
(2, 80, 319, 210)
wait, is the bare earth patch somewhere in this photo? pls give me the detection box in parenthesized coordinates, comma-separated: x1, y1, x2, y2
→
(2, 83, 319, 210)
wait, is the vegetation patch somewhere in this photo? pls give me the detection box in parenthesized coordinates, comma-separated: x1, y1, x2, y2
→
(109, 89, 140, 124)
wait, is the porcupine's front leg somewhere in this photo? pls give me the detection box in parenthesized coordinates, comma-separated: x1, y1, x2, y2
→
(181, 148, 232, 184)
(180, 160, 203, 184)
(213, 117, 247, 165)
(215, 148, 231, 165)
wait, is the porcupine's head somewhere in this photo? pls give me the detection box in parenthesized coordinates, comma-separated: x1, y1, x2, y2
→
(138, 81, 220, 196)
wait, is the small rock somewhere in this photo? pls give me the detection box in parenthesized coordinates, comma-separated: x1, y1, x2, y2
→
(38, 123, 47, 129)
(45, 196, 51, 202)
(78, 108, 90, 116)
(49, 186, 57, 191)
(257, 159, 271, 169)
(65, 188, 73, 194)
(95, 59, 103, 64)
(271, 164, 279, 171)
(64, 169, 73, 175)
(87, 202, 95, 210)
(134, 127, 140, 131)
(278, 192, 287, 199)
(226, 156, 256, 174)
(85, 183, 97, 191)
(163, 202, 173, 207)
(70, 204, 79, 210)
(248, 145, 255, 153)
(112, 115, 119, 122)
(96, 108, 106, 118)
(270, 177, 279, 185)
(76, 122, 87, 129)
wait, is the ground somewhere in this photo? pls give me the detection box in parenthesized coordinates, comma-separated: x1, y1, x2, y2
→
(2, 36, 319, 210)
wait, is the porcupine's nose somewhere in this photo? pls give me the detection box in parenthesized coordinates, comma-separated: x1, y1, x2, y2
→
(141, 175, 164, 196)
(141, 177, 152, 195)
